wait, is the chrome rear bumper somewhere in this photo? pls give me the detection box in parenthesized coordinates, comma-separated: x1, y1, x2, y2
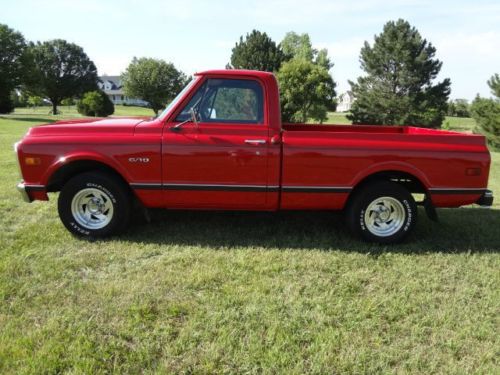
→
(476, 190, 494, 207)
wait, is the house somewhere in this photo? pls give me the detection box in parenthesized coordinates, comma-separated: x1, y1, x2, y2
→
(97, 76, 149, 106)
(336, 91, 355, 112)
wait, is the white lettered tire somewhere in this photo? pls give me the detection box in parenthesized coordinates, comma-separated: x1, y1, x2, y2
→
(58, 172, 131, 238)
(347, 181, 417, 243)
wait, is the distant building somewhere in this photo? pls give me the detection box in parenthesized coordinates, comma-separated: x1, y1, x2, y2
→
(336, 91, 355, 112)
(98, 76, 149, 106)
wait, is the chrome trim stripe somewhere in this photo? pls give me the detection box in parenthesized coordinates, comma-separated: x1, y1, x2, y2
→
(130, 183, 271, 192)
(282, 186, 352, 193)
(163, 184, 269, 192)
(24, 184, 46, 192)
(429, 188, 487, 195)
(129, 183, 162, 190)
(130, 183, 351, 193)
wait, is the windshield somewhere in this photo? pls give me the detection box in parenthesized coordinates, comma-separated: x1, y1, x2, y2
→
(158, 77, 199, 119)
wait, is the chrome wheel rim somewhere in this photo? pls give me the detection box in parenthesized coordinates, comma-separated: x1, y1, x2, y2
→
(71, 188, 114, 230)
(364, 196, 406, 237)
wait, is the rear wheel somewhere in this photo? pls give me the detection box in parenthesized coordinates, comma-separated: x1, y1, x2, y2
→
(347, 181, 417, 243)
(58, 172, 131, 238)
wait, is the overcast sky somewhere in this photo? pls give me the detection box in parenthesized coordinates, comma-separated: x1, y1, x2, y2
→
(3, 0, 499, 100)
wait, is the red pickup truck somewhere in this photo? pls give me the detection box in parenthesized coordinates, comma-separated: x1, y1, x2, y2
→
(15, 69, 493, 243)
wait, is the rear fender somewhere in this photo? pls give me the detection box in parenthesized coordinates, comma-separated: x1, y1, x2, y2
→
(350, 161, 431, 190)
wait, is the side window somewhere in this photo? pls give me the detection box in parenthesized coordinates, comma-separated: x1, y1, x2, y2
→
(176, 79, 264, 124)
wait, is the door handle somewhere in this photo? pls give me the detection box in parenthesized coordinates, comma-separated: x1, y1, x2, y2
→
(244, 139, 267, 145)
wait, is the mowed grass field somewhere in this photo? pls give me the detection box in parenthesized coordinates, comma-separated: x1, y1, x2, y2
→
(0, 109, 499, 374)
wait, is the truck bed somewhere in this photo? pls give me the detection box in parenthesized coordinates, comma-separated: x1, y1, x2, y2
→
(282, 123, 487, 148)
(280, 123, 490, 210)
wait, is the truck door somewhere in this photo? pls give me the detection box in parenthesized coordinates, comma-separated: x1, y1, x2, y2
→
(162, 77, 273, 209)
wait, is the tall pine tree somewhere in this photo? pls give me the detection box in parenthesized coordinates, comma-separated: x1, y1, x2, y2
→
(348, 19, 451, 127)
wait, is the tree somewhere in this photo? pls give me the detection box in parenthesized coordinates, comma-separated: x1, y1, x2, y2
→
(27, 95, 43, 108)
(446, 100, 456, 117)
(61, 97, 75, 107)
(487, 73, 500, 98)
(448, 99, 470, 117)
(276, 32, 336, 122)
(122, 57, 187, 115)
(281, 32, 315, 61)
(348, 19, 451, 127)
(471, 74, 500, 150)
(0, 24, 28, 113)
(280, 32, 332, 70)
(77, 90, 114, 117)
(228, 30, 285, 72)
(25, 39, 98, 115)
(277, 59, 336, 123)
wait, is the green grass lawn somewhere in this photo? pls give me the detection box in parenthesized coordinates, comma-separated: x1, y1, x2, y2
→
(13, 104, 155, 118)
(0, 114, 498, 374)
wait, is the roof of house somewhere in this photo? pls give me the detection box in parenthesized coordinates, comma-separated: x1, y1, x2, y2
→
(340, 91, 354, 100)
(99, 76, 122, 90)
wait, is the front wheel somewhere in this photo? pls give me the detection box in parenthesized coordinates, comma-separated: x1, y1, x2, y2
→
(346, 182, 417, 243)
(58, 172, 131, 238)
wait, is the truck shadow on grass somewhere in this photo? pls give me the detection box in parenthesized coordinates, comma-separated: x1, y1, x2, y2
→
(122, 207, 500, 254)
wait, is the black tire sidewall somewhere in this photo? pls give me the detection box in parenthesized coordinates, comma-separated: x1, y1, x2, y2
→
(348, 182, 417, 243)
(58, 172, 130, 238)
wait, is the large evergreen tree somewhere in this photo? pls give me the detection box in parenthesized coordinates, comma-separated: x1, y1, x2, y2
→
(229, 30, 285, 72)
(122, 57, 187, 115)
(471, 73, 500, 150)
(0, 24, 28, 113)
(348, 19, 451, 127)
(25, 39, 98, 114)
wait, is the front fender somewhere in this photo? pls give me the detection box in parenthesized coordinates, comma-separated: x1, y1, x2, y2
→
(41, 151, 132, 187)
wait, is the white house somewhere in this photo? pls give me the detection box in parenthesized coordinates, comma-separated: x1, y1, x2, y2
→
(97, 76, 149, 106)
(336, 91, 355, 112)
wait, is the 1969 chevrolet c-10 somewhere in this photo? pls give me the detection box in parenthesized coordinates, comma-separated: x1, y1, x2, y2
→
(15, 69, 494, 243)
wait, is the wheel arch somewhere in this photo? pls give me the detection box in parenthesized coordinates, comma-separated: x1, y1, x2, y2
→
(351, 169, 428, 195)
(46, 158, 131, 194)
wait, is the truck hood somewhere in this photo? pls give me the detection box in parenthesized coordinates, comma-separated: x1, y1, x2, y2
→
(27, 117, 148, 137)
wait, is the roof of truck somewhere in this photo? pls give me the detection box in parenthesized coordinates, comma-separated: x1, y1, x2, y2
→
(195, 69, 274, 79)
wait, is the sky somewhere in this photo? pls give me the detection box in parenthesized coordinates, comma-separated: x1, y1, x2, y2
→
(2, 0, 499, 100)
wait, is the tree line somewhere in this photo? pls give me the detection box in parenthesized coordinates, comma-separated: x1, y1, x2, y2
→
(0, 24, 187, 116)
(0, 20, 498, 149)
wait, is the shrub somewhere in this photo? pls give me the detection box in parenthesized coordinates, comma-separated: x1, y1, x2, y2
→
(77, 90, 114, 117)
(0, 93, 14, 114)
(27, 95, 44, 107)
(61, 97, 75, 106)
